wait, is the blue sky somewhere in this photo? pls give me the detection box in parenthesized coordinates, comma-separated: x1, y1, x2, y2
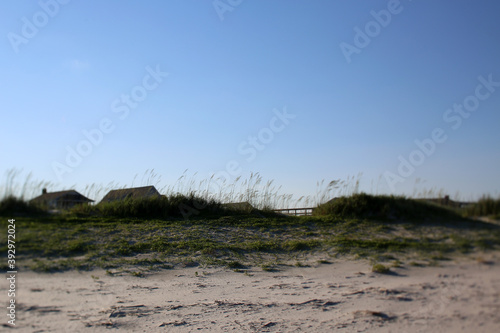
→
(1, 0, 499, 202)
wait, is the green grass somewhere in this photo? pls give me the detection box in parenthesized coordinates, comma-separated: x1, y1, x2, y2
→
(372, 263, 391, 274)
(409, 261, 425, 267)
(0, 212, 499, 272)
(314, 193, 464, 221)
(465, 195, 500, 218)
(226, 260, 245, 269)
(1, 192, 500, 273)
(70, 194, 227, 219)
(0, 196, 46, 216)
(391, 260, 402, 268)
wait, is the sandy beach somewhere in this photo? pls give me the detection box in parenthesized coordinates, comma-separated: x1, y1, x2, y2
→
(2, 0, 500, 331)
(3, 252, 500, 332)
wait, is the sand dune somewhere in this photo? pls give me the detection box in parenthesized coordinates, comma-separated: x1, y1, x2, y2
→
(4, 253, 500, 332)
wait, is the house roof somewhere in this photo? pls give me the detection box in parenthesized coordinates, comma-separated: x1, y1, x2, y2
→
(30, 190, 94, 204)
(100, 186, 160, 203)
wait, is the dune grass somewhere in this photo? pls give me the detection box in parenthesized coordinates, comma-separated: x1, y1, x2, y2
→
(0, 195, 46, 216)
(0, 168, 365, 212)
(1, 209, 499, 273)
(70, 193, 226, 219)
(465, 195, 500, 219)
(313, 192, 464, 221)
(1, 169, 500, 273)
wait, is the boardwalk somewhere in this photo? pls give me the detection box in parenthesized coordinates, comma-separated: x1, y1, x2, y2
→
(273, 207, 314, 216)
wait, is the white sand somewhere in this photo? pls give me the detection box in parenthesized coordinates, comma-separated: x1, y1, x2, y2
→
(3, 253, 500, 332)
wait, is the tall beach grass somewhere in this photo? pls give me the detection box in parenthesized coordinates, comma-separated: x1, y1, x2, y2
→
(0, 168, 361, 212)
(465, 195, 500, 219)
(1, 168, 498, 220)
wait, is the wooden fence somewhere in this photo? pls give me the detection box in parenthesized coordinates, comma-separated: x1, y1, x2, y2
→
(273, 207, 314, 216)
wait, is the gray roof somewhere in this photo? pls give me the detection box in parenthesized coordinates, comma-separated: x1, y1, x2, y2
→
(100, 186, 160, 203)
(30, 190, 94, 205)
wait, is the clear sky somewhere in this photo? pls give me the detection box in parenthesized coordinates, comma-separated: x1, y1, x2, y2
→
(1, 0, 499, 202)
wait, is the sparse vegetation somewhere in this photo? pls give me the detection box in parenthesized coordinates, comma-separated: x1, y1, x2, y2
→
(226, 261, 245, 269)
(1, 169, 499, 273)
(0, 210, 498, 272)
(372, 263, 391, 274)
(409, 261, 425, 267)
(261, 263, 277, 272)
(391, 260, 402, 268)
(316, 259, 332, 265)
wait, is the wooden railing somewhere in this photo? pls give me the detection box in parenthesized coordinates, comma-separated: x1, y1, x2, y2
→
(273, 207, 314, 216)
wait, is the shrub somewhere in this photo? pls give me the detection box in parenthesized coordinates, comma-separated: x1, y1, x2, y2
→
(465, 196, 500, 218)
(69, 193, 225, 219)
(226, 261, 244, 269)
(313, 193, 460, 221)
(372, 263, 390, 274)
(0, 196, 46, 215)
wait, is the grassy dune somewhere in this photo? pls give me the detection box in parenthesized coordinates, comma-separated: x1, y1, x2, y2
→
(1, 194, 500, 274)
